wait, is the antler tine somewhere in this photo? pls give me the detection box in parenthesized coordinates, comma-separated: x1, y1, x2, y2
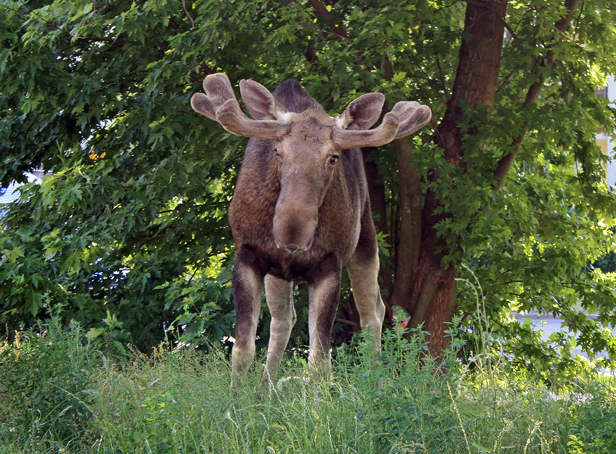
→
(392, 101, 432, 139)
(191, 73, 289, 140)
(191, 73, 236, 121)
(332, 112, 401, 150)
(216, 99, 290, 140)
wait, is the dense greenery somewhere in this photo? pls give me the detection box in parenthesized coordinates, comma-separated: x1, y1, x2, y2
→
(2, 320, 616, 453)
(1, 0, 616, 374)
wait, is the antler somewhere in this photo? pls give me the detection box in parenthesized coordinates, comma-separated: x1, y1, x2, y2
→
(332, 96, 432, 149)
(191, 73, 432, 147)
(391, 101, 432, 139)
(191, 73, 289, 140)
(332, 112, 401, 149)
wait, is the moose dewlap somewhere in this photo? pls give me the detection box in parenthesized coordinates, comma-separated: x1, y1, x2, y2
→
(191, 73, 431, 385)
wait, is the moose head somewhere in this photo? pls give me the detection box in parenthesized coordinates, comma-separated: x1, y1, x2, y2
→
(192, 74, 430, 254)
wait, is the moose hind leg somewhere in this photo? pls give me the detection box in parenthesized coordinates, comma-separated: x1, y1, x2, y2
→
(231, 259, 264, 384)
(263, 275, 296, 384)
(347, 236, 386, 353)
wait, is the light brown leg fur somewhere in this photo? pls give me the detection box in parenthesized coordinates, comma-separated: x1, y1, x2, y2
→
(308, 274, 341, 379)
(347, 248, 386, 353)
(263, 274, 296, 384)
(231, 262, 263, 386)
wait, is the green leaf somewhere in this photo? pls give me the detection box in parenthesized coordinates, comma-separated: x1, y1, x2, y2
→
(85, 328, 105, 340)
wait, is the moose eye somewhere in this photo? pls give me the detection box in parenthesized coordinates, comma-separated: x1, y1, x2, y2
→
(274, 148, 281, 158)
(329, 155, 339, 165)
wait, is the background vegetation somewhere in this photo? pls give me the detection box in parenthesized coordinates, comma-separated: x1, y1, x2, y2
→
(1, 0, 616, 378)
(2, 320, 616, 453)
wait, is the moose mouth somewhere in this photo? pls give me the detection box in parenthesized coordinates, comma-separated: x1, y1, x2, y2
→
(275, 238, 313, 254)
(272, 214, 317, 254)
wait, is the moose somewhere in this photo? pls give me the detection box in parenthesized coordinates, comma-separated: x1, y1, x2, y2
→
(191, 73, 431, 384)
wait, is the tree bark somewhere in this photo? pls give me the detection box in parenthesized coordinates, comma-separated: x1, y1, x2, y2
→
(399, 0, 509, 357)
(389, 136, 422, 311)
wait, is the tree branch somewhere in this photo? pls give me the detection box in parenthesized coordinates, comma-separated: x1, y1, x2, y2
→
(91, 0, 109, 22)
(493, 0, 581, 191)
(307, 0, 349, 41)
(181, 0, 195, 30)
(334, 318, 359, 327)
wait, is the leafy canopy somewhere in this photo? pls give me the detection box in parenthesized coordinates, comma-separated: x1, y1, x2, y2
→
(1, 0, 615, 377)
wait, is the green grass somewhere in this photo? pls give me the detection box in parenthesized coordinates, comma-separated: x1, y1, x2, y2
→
(1, 321, 616, 453)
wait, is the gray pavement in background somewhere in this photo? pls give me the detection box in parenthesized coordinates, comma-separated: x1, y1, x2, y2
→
(513, 312, 614, 370)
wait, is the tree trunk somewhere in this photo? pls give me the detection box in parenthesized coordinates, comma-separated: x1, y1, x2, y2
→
(395, 0, 509, 356)
(407, 187, 459, 358)
(389, 136, 422, 310)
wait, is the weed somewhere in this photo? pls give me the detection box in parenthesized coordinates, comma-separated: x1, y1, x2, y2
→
(0, 319, 99, 452)
(2, 318, 615, 453)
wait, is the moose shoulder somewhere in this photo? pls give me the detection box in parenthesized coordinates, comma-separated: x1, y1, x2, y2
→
(191, 74, 431, 384)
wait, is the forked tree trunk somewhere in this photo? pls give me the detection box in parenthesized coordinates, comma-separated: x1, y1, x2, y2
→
(392, 0, 509, 357)
(386, 0, 581, 358)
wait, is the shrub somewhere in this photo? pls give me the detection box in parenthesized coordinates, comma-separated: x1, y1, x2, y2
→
(0, 319, 99, 452)
(565, 378, 616, 453)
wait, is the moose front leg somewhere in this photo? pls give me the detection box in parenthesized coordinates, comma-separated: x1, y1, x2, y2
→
(231, 258, 264, 385)
(263, 274, 296, 385)
(307, 271, 342, 380)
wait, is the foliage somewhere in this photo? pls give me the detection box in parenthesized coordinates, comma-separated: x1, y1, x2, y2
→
(0, 0, 615, 374)
(0, 319, 98, 452)
(565, 379, 616, 453)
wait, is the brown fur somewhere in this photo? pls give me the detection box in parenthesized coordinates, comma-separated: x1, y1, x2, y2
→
(191, 74, 431, 384)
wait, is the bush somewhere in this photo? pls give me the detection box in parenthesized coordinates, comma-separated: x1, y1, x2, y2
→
(564, 378, 616, 453)
(0, 319, 99, 452)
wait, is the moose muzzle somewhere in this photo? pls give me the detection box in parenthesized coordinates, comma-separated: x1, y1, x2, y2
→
(272, 197, 319, 253)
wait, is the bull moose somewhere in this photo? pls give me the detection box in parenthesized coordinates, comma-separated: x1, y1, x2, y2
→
(191, 73, 431, 384)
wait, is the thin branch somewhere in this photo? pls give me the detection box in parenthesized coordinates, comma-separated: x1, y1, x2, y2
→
(181, 0, 195, 30)
(91, 0, 109, 22)
(495, 66, 520, 95)
(494, 280, 524, 286)
(573, 0, 585, 34)
(434, 56, 451, 105)
(307, 0, 349, 41)
(335, 318, 359, 327)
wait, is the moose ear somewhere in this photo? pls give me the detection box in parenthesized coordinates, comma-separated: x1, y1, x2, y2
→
(239, 79, 289, 121)
(337, 93, 385, 131)
(391, 101, 432, 138)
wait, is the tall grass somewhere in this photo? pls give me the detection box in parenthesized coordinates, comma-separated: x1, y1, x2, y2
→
(0, 319, 98, 453)
(1, 319, 615, 453)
